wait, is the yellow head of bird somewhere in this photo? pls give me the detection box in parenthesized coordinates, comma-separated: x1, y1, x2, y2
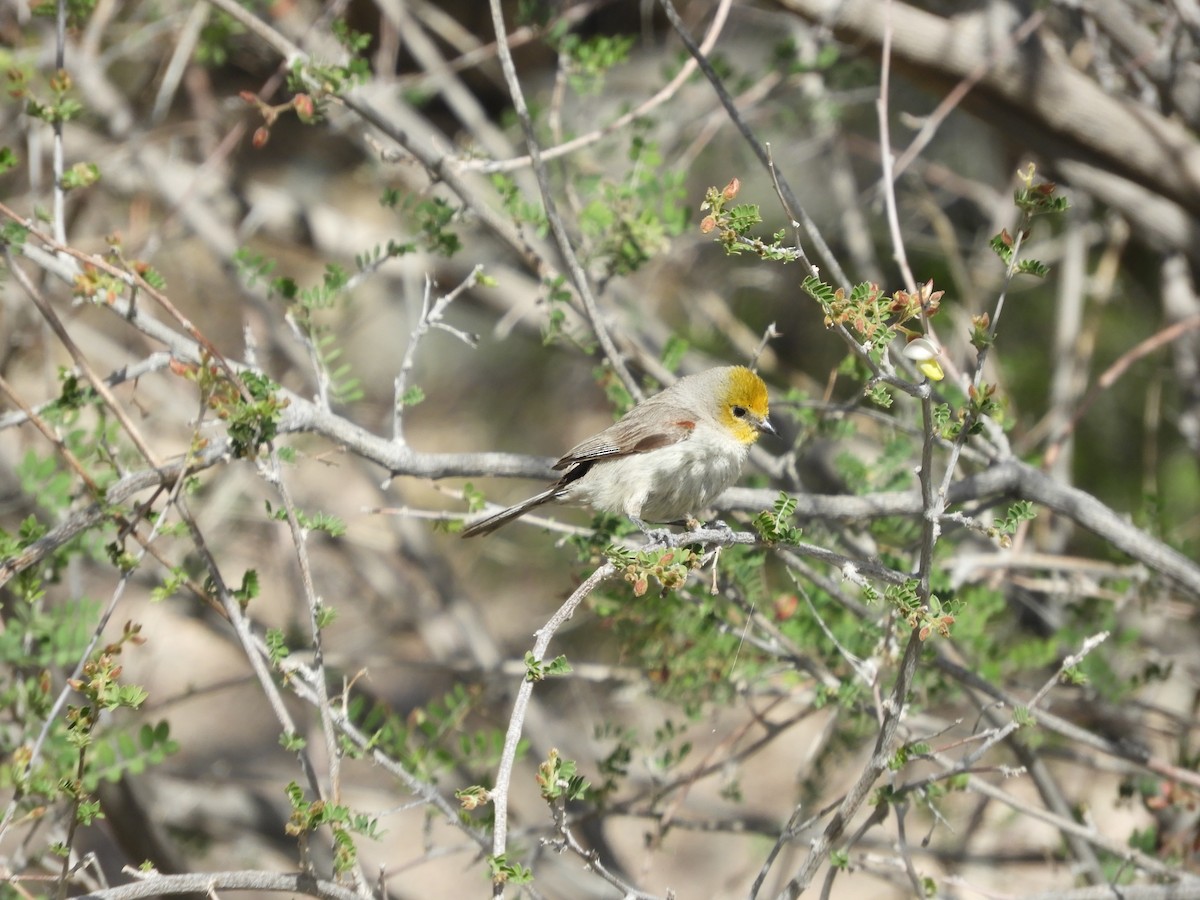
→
(719, 366, 774, 444)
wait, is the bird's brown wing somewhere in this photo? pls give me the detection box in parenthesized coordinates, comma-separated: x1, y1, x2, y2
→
(553, 404, 697, 470)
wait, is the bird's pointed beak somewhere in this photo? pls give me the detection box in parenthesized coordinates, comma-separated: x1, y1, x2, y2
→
(757, 414, 778, 437)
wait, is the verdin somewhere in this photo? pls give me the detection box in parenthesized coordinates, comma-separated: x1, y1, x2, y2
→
(461, 365, 775, 537)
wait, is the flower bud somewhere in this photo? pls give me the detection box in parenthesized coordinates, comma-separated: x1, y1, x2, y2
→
(902, 337, 945, 382)
(293, 93, 315, 121)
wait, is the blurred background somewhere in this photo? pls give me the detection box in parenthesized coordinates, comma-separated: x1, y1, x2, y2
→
(1, 1, 1198, 897)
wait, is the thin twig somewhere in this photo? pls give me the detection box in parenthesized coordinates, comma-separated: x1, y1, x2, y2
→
(461, 0, 735, 175)
(70, 870, 363, 900)
(888, 10, 1046, 183)
(5, 248, 163, 468)
(657, 0, 850, 290)
(875, 0, 917, 296)
(52, 0, 67, 244)
(487, 0, 642, 400)
(392, 267, 482, 444)
(1044, 313, 1200, 467)
(0, 376, 195, 844)
(490, 561, 617, 894)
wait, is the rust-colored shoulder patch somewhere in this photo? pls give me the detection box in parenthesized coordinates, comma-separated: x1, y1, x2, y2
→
(631, 420, 694, 453)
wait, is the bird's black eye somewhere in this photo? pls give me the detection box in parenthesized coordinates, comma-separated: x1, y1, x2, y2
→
(732, 405, 747, 418)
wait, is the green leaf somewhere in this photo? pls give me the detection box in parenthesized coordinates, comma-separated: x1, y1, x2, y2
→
(60, 161, 100, 190)
(266, 628, 290, 665)
(524, 652, 572, 682)
(866, 383, 893, 408)
(660, 335, 689, 372)
(1, 220, 29, 249)
(232, 569, 260, 605)
(1015, 258, 1049, 278)
(989, 232, 1014, 266)
(488, 854, 534, 885)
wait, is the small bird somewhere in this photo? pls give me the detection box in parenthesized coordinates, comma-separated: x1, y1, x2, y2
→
(461, 365, 775, 538)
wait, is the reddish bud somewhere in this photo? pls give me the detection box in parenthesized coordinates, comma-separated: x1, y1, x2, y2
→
(699, 215, 717, 234)
(252, 126, 270, 148)
(773, 594, 799, 621)
(293, 93, 315, 120)
(239, 90, 258, 105)
(722, 177, 740, 200)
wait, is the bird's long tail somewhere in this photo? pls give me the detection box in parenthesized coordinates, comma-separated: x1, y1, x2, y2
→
(459, 487, 560, 538)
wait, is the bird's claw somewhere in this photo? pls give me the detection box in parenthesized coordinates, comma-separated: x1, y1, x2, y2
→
(687, 517, 736, 538)
(631, 517, 674, 546)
